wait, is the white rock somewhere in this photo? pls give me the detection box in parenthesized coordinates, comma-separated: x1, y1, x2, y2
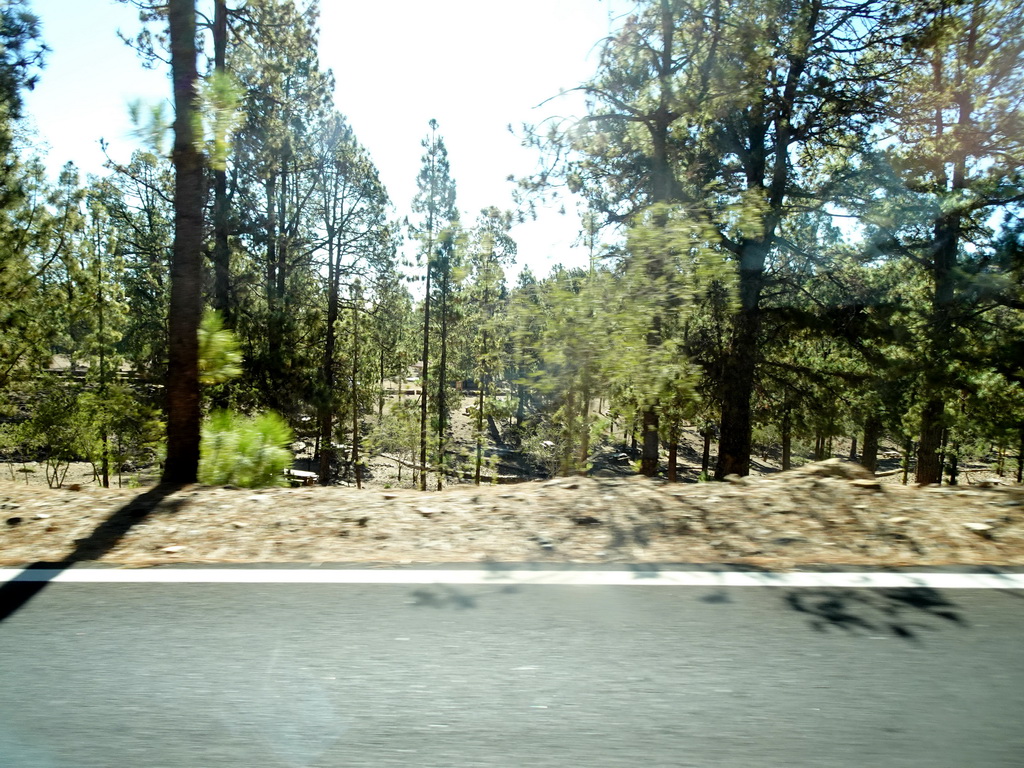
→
(962, 522, 993, 537)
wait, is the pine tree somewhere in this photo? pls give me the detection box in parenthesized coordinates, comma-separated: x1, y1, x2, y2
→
(410, 119, 457, 490)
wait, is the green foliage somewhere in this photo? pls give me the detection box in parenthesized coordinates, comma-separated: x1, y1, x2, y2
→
(78, 384, 163, 485)
(365, 398, 419, 461)
(10, 381, 91, 488)
(198, 309, 243, 385)
(199, 410, 293, 488)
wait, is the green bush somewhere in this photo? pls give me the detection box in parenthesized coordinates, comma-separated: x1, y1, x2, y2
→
(199, 410, 293, 488)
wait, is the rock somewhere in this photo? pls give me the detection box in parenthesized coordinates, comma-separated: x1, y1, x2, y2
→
(162, 545, 185, 553)
(886, 517, 910, 525)
(232, 522, 248, 528)
(416, 507, 436, 518)
(850, 479, 883, 491)
(66, 484, 81, 491)
(34, 513, 51, 520)
(357, 516, 369, 527)
(962, 522, 994, 538)
(774, 535, 808, 546)
(6, 516, 23, 526)
(572, 515, 602, 526)
(382, 493, 398, 500)
(791, 458, 874, 481)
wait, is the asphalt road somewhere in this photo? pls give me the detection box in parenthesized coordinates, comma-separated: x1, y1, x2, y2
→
(0, 570, 1022, 767)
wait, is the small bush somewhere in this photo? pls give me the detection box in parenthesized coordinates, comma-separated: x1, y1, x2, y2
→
(199, 410, 293, 488)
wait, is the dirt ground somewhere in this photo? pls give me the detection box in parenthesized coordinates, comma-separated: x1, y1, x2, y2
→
(3, 395, 1023, 569)
(2, 458, 1022, 568)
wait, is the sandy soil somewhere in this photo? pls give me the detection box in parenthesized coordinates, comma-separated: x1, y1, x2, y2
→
(2, 459, 1022, 569)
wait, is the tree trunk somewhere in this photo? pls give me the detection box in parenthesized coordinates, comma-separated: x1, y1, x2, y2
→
(378, 348, 385, 418)
(640, 408, 659, 476)
(918, 35, 970, 484)
(352, 284, 361, 489)
(902, 438, 913, 485)
(948, 442, 959, 486)
(163, 0, 204, 485)
(436, 262, 449, 492)
(419, 268, 431, 491)
(701, 428, 712, 476)
(265, 175, 277, 310)
(578, 381, 591, 476)
(916, 397, 944, 485)
(781, 410, 792, 471)
(318, 235, 338, 486)
(474, 366, 485, 486)
(938, 427, 949, 479)
(715, 303, 761, 478)
(211, 0, 230, 321)
(848, 435, 857, 462)
(861, 415, 881, 473)
(560, 386, 576, 476)
(667, 421, 679, 483)
(1017, 428, 1023, 485)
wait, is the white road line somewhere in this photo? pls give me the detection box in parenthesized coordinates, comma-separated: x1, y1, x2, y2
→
(0, 568, 1022, 589)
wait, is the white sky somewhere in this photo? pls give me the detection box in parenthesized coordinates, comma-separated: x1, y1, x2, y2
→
(24, 0, 630, 278)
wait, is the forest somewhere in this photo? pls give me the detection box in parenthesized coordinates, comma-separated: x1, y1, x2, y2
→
(0, 0, 1022, 492)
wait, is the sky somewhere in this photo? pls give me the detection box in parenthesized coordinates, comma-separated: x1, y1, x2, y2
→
(24, 0, 631, 279)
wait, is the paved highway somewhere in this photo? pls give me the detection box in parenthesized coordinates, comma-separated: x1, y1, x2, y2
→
(0, 567, 1022, 767)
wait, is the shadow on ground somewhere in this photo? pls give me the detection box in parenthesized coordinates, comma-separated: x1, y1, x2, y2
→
(783, 586, 967, 643)
(0, 483, 184, 623)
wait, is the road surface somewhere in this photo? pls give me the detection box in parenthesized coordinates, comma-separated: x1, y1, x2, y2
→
(1, 566, 1022, 767)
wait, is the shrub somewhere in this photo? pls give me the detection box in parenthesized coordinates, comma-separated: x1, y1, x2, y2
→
(199, 410, 293, 488)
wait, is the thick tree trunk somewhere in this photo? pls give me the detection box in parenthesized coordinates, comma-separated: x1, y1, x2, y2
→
(640, 408, 659, 476)
(163, 0, 204, 485)
(715, 303, 761, 478)
(861, 414, 881, 473)
(916, 397, 944, 485)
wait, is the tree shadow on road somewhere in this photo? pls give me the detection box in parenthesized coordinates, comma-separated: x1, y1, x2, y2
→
(0, 483, 185, 623)
(783, 586, 967, 643)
